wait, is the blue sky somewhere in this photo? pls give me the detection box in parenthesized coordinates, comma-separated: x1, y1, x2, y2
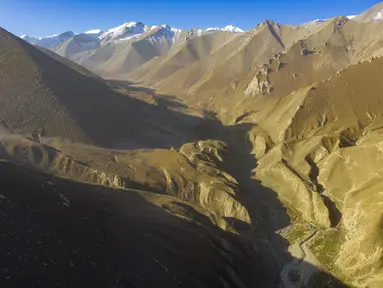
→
(0, 0, 381, 37)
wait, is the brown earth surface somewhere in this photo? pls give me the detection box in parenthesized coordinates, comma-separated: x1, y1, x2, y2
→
(4, 4, 383, 286)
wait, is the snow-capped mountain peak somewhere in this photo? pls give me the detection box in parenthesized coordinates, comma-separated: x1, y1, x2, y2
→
(303, 15, 357, 26)
(372, 9, 383, 21)
(147, 24, 183, 44)
(20, 35, 39, 44)
(100, 22, 149, 43)
(85, 29, 102, 35)
(161, 24, 182, 33)
(107, 22, 144, 33)
(205, 27, 220, 32)
(20, 21, 245, 50)
(29, 31, 75, 49)
(205, 25, 244, 33)
(222, 25, 244, 33)
(46, 34, 59, 38)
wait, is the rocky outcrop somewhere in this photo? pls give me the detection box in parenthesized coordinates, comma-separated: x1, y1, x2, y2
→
(0, 133, 251, 232)
(255, 143, 331, 227)
(245, 64, 274, 96)
(318, 138, 383, 287)
(179, 140, 251, 226)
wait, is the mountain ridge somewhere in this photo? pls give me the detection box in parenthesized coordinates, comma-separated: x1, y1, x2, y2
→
(20, 21, 245, 48)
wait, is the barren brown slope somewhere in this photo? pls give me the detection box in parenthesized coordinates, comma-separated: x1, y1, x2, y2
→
(76, 27, 192, 78)
(127, 31, 239, 84)
(0, 28, 206, 148)
(160, 18, 344, 99)
(128, 21, 305, 88)
(73, 37, 152, 77)
(237, 17, 383, 104)
(286, 56, 383, 140)
(140, 17, 383, 123)
(2, 21, 373, 288)
(125, 20, 339, 114)
(247, 55, 383, 287)
(83, 37, 170, 77)
(239, 34, 383, 148)
(0, 160, 278, 288)
(35, 45, 101, 78)
(52, 33, 101, 61)
(354, 1, 383, 22)
(223, 18, 356, 124)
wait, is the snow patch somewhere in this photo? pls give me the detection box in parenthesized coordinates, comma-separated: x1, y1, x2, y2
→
(85, 29, 102, 35)
(311, 19, 327, 23)
(33, 31, 75, 49)
(151, 25, 181, 43)
(373, 10, 383, 21)
(20, 35, 39, 44)
(20, 21, 244, 48)
(222, 25, 244, 33)
(46, 34, 59, 38)
(205, 25, 244, 33)
(206, 27, 220, 32)
(100, 22, 149, 43)
(115, 34, 142, 42)
(195, 29, 203, 37)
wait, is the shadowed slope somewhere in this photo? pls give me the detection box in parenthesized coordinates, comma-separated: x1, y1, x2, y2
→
(0, 161, 273, 287)
(0, 28, 208, 149)
(0, 159, 348, 287)
(127, 31, 239, 84)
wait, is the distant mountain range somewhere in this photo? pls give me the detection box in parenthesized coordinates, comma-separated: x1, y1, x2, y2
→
(19, 22, 245, 76)
(19, 1, 383, 51)
(18, 4, 383, 78)
(20, 22, 244, 49)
